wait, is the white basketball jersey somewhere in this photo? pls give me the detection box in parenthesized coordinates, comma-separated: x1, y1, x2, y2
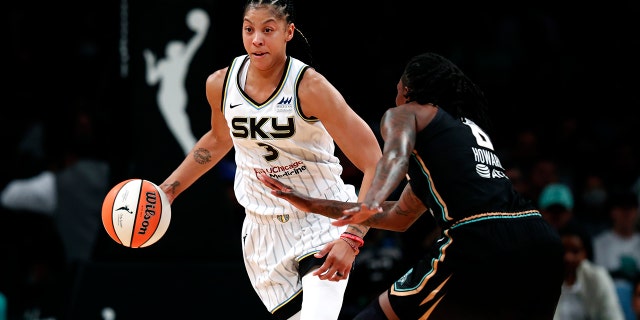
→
(222, 55, 356, 314)
(222, 55, 356, 218)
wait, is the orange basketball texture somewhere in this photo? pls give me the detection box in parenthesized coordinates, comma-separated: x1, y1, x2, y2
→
(101, 179, 171, 248)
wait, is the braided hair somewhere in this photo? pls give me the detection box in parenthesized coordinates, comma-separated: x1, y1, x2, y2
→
(243, 0, 313, 66)
(244, 0, 295, 24)
(401, 52, 492, 132)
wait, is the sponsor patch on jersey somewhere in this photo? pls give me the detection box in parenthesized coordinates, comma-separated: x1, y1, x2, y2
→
(254, 161, 307, 179)
(276, 96, 293, 112)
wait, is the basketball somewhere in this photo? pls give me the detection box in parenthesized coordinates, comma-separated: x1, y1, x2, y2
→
(101, 179, 171, 248)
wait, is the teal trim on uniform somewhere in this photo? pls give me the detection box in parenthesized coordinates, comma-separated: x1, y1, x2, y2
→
(451, 211, 542, 229)
(392, 234, 452, 292)
(410, 152, 449, 222)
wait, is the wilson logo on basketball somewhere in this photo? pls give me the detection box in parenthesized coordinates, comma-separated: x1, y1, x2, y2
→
(138, 191, 158, 235)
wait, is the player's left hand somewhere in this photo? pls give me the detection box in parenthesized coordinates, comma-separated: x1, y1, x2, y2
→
(312, 239, 356, 282)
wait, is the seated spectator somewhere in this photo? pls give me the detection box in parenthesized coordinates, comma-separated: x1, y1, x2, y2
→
(593, 191, 640, 320)
(555, 221, 625, 320)
(0, 109, 109, 267)
(577, 172, 609, 234)
(539, 183, 575, 230)
(0, 108, 109, 320)
(593, 191, 640, 283)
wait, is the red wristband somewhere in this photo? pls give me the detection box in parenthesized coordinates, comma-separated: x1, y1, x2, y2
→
(340, 232, 364, 248)
(340, 237, 360, 255)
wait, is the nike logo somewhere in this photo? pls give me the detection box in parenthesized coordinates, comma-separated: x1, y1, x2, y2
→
(230, 103, 242, 108)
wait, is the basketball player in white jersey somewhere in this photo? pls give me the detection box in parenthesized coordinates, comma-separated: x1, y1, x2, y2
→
(159, 1, 382, 319)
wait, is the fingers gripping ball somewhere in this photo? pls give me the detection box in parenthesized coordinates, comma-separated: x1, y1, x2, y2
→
(101, 179, 171, 248)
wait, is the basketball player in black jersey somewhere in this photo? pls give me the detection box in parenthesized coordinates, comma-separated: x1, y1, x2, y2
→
(258, 52, 564, 319)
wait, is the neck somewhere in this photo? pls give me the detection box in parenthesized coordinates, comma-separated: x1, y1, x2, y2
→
(250, 55, 287, 76)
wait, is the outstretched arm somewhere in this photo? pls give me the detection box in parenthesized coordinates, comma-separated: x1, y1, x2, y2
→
(258, 173, 426, 232)
(333, 106, 419, 226)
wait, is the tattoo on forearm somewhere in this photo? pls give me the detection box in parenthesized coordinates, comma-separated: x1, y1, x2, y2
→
(193, 148, 212, 164)
(367, 211, 388, 225)
(346, 226, 366, 237)
(366, 201, 413, 224)
(163, 181, 180, 196)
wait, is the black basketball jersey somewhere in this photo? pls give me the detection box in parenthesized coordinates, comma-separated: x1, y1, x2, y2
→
(407, 108, 535, 229)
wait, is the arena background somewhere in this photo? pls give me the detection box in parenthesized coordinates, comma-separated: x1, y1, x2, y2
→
(3, 0, 639, 319)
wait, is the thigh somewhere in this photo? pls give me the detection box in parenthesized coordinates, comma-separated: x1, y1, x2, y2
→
(300, 271, 348, 320)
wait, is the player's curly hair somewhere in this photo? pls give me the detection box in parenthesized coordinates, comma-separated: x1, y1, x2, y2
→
(401, 52, 492, 131)
(244, 0, 313, 66)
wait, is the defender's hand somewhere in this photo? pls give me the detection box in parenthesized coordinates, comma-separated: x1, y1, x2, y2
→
(331, 203, 382, 227)
(257, 173, 313, 212)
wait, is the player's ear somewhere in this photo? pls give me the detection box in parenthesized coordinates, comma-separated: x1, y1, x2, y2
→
(286, 23, 295, 42)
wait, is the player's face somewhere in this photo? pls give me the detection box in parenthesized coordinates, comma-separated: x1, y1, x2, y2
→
(395, 79, 409, 106)
(242, 7, 293, 70)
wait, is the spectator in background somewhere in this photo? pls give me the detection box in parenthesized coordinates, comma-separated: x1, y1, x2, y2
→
(0, 107, 110, 319)
(528, 157, 567, 207)
(576, 172, 609, 235)
(0, 108, 109, 267)
(593, 191, 640, 283)
(539, 182, 575, 230)
(555, 221, 625, 320)
(593, 191, 640, 320)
